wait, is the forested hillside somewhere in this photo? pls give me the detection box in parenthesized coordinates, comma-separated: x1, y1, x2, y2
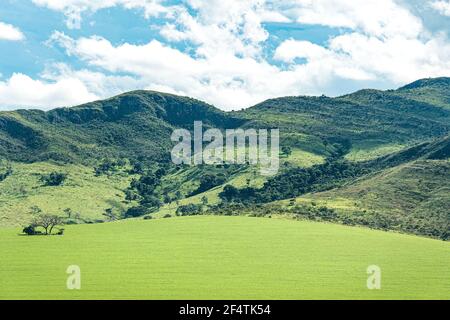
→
(0, 91, 243, 163)
(0, 78, 449, 239)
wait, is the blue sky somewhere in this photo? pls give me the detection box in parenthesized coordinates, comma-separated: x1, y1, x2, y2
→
(0, 0, 449, 110)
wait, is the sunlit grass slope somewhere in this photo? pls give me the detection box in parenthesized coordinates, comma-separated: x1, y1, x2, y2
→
(1, 216, 449, 300)
(0, 162, 133, 227)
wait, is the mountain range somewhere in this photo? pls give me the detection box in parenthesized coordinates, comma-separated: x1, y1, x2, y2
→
(0, 77, 449, 239)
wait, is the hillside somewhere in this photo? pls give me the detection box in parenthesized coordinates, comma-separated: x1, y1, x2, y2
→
(395, 77, 450, 110)
(0, 162, 135, 227)
(215, 135, 449, 239)
(1, 78, 449, 164)
(0, 91, 243, 163)
(0, 77, 449, 239)
(239, 81, 450, 159)
(289, 158, 449, 239)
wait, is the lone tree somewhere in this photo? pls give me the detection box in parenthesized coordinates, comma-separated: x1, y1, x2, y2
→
(32, 214, 64, 235)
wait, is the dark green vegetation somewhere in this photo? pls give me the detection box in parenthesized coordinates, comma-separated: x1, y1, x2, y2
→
(22, 214, 64, 236)
(216, 137, 449, 240)
(0, 78, 449, 240)
(395, 77, 450, 110)
(0, 161, 12, 182)
(40, 171, 67, 186)
(0, 91, 244, 163)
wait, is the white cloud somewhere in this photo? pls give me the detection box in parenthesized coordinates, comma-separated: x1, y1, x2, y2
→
(48, 31, 288, 109)
(0, 22, 25, 41)
(330, 33, 450, 83)
(431, 0, 450, 16)
(0, 73, 98, 110)
(270, 0, 424, 39)
(32, 0, 170, 29)
(274, 39, 330, 63)
(275, 30, 450, 84)
(258, 10, 291, 23)
(159, 0, 271, 59)
(41, 62, 157, 100)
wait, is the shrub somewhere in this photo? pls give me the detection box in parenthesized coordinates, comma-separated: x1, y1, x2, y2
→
(281, 146, 292, 156)
(0, 164, 12, 182)
(94, 159, 122, 176)
(65, 219, 79, 225)
(22, 225, 38, 235)
(41, 172, 67, 186)
(191, 173, 227, 195)
(141, 195, 162, 211)
(125, 206, 148, 218)
(176, 204, 203, 216)
(219, 185, 239, 202)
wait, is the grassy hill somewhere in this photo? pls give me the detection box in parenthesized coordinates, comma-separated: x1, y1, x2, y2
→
(238, 80, 450, 158)
(222, 136, 449, 239)
(0, 162, 134, 227)
(0, 77, 449, 240)
(395, 77, 450, 110)
(1, 216, 449, 300)
(288, 159, 449, 239)
(152, 147, 326, 218)
(1, 78, 449, 164)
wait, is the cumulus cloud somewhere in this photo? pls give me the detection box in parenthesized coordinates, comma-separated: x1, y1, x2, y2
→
(271, 0, 450, 85)
(431, 0, 450, 16)
(41, 63, 144, 98)
(274, 40, 330, 63)
(48, 31, 289, 109)
(159, 0, 273, 59)
(275, 33, 450, 83)
(0, 22, 25, 41)
(271, 0, 424, 38)
(0, 73, 97, 110)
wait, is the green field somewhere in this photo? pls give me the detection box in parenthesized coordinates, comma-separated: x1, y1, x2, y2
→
(1, 216, 449, 300)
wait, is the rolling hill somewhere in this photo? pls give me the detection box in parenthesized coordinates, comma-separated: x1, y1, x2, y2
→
(1, 216, 449, 299)
(0, 77, 449, 240)
(1, 78, 449, 164)
(239, 82, 450, 159)
(395, 77, 450, 110)
(0, 91, 243, 163)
